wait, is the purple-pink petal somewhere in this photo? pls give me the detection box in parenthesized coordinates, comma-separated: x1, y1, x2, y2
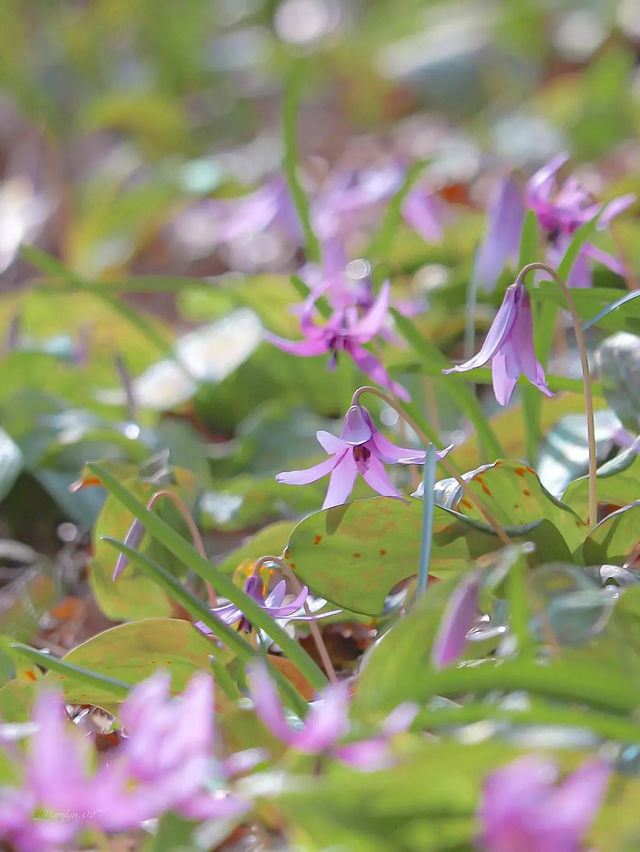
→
(476, 177, 524, 290)
(264, 331, 329, 357)
(431, 571, 481, 669)
(350, 281, 390, 341)
(348, 342, 410, 401)
(443, 283, 519, 375)
(359, 453, 403, 500)
(322, 451, 359, 509)
(341, 405, 374, 445)
(293, 681, 350, 753)
(276, 453, 342, 486)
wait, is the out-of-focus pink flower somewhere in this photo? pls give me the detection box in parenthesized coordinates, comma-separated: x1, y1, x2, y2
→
(478, 755, 610, 852)
(527, 153, 635, 289)
(475, 177, 524, 290)
(96, 672, 248, 829)
(431, 571, 482, 669)
(266, 281, 410, 401)
(477, 156, 635, 290)
(276, 403, 451, 508)
(443, 279, 553, 405)
(247, 664, 416, 770)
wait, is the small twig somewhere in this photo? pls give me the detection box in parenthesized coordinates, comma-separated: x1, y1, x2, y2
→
(516, 262, 598, 528)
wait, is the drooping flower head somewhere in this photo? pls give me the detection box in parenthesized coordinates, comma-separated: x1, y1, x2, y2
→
(478, 755, 610, 852)
(276, 403, 451, 509)
(443, 279, 553, 406)
(266, 282, 410, 401)
(195, 574, 310, 636)
(475, 177, 524, 290)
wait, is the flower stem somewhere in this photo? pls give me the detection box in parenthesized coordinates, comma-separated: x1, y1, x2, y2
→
(148, 490, 217, 606)
(516, 262, 598, 528)
(254, 555, 338, 683)
(351, 386, 512, 545)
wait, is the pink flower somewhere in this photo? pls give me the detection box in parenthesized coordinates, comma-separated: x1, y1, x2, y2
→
(195, 575, 311, 635)
(431, 571, 482, 669)
(443, 279, 553, 405)
(266, 281, 410, 401)
(247, 664, 415, 770)
(276, 403, 451, 509)
(478, 755, 610, 852)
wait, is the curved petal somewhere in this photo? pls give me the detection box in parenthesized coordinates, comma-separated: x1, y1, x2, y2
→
(582, 243, 626, 276)
(491, 350, 518, 406)
(350, 281, 390, 341)
(431, 571, 481, 668)
(263, 580, 286, 609)
(247, 664, 297, 746)
(476, 177, 524, 290)
(340, 405, 373, 445)
(293, 681, 350, 753)
(369, 429, 426, 465)
(316, 430, 349, 454)
(381, 702, 418, 735)
(402, 189, 443, 243)
(334, 738, 392, 771)
(550, 760, 610, 838)
(527, 153, 569, 200)
(348, 343, 410, 402)
(264, 331, 329, 357)
(360, 454, 403, 499)
(599, 194, 635, 227)
(322, 451, 358, 509)
(268, 585, 310, 618)
(443, 284, 518, 374)
(276, 454, 339, 486)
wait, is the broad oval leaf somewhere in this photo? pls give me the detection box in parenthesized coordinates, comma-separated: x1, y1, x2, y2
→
(43, 617, 225, 707)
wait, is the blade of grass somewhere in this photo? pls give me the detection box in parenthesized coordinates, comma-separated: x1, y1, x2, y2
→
(10, 643, 131, 698)
(417, 445, 437, 598)
(89, 463, 327, 693)
(282, 63, 321, 264)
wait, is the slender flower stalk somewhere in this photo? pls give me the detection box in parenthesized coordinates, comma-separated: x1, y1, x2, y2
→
(113, 489, 216, 606)
(351, 386, 511, 545)
(516, 262, 597, 528)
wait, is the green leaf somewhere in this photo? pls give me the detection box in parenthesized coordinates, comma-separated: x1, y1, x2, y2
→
(41, 618, 225, 706)
(88, 463, 327, 691)
(439, 460, 587, 554)
(216, 520, 295, 574)
(90, 466, 199, 621)
(11, 643, 131, 701)
(533, 283, 639, 334)
(285, 495, 571, 616)
(582, 501, 640, 566)
(563, 446, 640, 522)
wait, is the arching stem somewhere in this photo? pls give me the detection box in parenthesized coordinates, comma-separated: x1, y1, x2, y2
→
(253, 555, 337, 683)
(148, 490, 216, 606)
(516, 262, 597, 528)
(351, 386, 511, 545)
